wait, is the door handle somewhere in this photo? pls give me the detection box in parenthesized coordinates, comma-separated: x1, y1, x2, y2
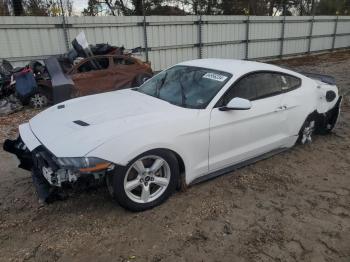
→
(275, 106, 284, 112)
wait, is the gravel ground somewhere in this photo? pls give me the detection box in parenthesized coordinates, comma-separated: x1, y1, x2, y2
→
(0, 50, 350, 262)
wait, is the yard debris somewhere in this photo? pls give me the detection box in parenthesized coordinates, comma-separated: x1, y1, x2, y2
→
(0, 31, 152, 111)
(0, 95, 23, 116)
(14, 68, 37, 99)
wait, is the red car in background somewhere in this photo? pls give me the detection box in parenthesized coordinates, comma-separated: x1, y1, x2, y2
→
(33, 54, 153, 108)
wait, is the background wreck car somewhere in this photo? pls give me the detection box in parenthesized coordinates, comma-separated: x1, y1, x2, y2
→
(1, 31, 153, 110)
(34, 54, 153, 108)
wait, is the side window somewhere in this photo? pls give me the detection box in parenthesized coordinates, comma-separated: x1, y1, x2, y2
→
(77, 57, 109, 73)
(223, 72, 301, 106)
(255, 73, 284, 99)
(224, 74, 258, 103)
(280, 75, 301, 91)
(114, 57, 135, 65)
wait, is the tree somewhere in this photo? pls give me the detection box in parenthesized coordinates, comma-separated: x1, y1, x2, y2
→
(221, 0, 248, 15)
(23, 0, 48, 15)
(150, 5, 187, 15)
(0, 0, 10, 15)
(91, 0, 186, 16)
(12, 0, 23, 15)
(315, 0, 350, 15)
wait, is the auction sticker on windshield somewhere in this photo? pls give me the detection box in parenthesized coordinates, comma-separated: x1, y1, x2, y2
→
(203, 72, 228, 82)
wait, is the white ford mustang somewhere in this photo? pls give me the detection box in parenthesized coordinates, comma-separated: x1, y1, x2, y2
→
(4, 59, 342, 211)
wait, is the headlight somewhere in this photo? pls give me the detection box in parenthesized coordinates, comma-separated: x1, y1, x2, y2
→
(56, 157, 111, 172)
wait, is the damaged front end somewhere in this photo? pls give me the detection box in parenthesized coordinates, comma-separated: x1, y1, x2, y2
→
(3, 135, 114, 203)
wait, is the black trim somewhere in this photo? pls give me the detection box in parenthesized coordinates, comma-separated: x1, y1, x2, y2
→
(299, 72, 336, 85)
(215, 70, 302, 108)
(73, 120, 90, 126)
(190, 147, 288, 185)
(219, 106, 250, 111)
(326, 91, 336, 102)
(315, 96, 342, 134)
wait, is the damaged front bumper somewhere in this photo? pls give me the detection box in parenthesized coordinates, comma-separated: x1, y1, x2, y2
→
(3, 124, 114, 202)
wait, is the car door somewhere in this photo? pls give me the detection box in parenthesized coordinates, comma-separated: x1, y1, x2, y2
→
(209, 72, 288, 172)
(111, 56, 142, 88)
(71, 56, 113, 96)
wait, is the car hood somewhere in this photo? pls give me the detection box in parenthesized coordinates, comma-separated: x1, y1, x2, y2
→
(29, 89, 185, 157)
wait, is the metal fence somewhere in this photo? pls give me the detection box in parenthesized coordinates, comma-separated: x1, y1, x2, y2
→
(1, 15, 350, 71)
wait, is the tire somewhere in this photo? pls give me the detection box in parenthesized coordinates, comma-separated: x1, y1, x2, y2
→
(29, 87, 51, 109)
(297, 116, 316, 145)
(133, 73, 152, 87)
(107, 149, 179, 212)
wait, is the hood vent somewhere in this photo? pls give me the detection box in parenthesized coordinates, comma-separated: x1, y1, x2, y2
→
(73, 120, 90, 126)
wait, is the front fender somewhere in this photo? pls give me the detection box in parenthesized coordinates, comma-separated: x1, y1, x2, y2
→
(85, 109, 210, 184)
(86, 135, 190, 170)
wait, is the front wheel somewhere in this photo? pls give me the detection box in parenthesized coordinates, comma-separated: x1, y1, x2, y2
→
(107, 149, 179, 211)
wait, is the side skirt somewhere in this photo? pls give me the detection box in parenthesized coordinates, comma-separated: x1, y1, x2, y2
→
(189, 147, 289, 186)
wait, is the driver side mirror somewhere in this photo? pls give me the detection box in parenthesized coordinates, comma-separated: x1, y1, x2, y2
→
(219, 97, 252, 111)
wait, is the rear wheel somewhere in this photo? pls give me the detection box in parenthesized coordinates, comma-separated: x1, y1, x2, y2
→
(107, 149, 179, 211)
(298, 118, 316, 144)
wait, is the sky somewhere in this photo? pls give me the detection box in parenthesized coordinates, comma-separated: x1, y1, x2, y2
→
(71, 0, 88, 15)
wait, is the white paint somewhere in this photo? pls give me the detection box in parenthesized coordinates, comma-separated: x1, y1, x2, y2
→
(226, 97, 252, 110)
(19, 59, 340, 185)
(18, 123, 41, 151)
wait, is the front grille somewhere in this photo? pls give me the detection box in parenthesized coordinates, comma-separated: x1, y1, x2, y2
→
(33, 146, 59, 172)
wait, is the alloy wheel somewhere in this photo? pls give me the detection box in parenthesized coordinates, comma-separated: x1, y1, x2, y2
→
(123, 155, 171, 204)
(301, 120, 315, 144)
(30, 93, 48, 108)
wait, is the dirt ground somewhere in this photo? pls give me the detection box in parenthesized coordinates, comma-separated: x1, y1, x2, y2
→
(1, 51, 350, 262)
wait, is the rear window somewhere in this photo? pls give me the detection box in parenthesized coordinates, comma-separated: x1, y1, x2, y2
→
(281, 75, 301, 90)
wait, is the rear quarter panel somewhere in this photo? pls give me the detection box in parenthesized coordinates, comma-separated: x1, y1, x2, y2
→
(280, 76, 319, 137)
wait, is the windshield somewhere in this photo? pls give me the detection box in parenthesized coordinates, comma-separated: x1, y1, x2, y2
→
(136, 65, 232, 109)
